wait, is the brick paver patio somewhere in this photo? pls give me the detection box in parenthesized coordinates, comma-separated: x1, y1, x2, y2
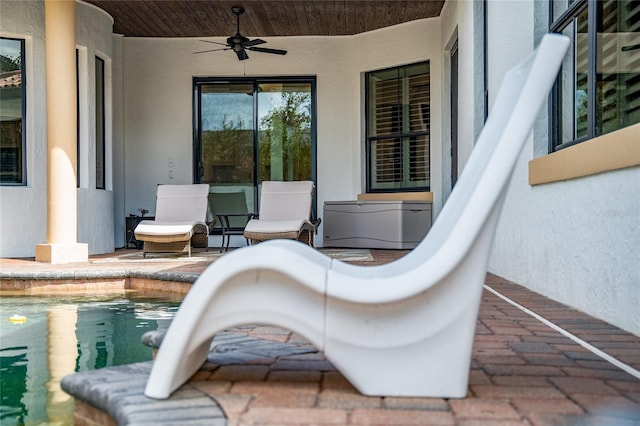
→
(188, 274, 639, 426)
(2, 248, 639, 425)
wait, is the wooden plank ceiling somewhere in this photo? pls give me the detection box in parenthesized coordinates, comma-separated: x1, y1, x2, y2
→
(83, 1, 445, 38)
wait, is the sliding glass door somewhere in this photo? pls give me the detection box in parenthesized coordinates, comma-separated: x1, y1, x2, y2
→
(257, 82, 313, 182)
(194, 77, 316, 231)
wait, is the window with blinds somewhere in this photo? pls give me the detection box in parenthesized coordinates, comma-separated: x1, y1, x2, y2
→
(365, 62, 430, 192)
(597, 0, 640, 136)
(551, 0, 640, 151)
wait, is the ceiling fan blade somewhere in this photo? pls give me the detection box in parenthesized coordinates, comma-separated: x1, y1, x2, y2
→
(193, 48, 228, 54)
(244, 38, 266, 47)
(199, 40, 228, 47)
(236, 49, 249, 61)
(248, 46, 287, 55)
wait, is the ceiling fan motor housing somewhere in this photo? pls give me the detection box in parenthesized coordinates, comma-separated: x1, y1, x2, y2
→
(228, 34, 249, 50)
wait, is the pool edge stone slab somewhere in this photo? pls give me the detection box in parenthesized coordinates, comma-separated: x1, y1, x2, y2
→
(0, 269, 197, 294)
(61, 332, 319, 425)
(61, 361, 226, 426)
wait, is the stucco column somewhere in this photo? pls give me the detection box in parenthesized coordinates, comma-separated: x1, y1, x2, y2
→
(36, 0, 88, 263)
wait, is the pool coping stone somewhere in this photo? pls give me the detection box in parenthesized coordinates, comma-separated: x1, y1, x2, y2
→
(0, 269, 198, 283)
(62, 331, 318, 425)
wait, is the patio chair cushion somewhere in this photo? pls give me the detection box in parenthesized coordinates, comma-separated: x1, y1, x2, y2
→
(257, 181, 313, 221)
(244, 219, 309, 240)
(134, 221, 197, 242)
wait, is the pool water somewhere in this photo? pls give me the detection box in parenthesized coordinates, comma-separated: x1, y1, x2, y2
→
(0, 293, 182, 426)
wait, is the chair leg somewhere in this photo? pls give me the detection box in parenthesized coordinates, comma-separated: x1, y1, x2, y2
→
(219, 233, 226, 253)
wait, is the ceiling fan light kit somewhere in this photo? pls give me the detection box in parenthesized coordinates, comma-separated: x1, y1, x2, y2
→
(194, 5, 287, 61)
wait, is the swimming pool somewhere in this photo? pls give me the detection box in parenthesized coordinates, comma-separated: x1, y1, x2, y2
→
(0, 293, 181, 426)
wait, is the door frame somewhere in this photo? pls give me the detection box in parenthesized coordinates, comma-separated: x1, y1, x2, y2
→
(192, 76, 318, 216)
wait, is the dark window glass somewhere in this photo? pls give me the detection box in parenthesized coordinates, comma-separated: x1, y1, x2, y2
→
(0, 38, 26, 185)
(95, 56, 105, 189)
(596, 0, 640, 136)
(551, 0, 640, 151)
(258, 82, 312, 183)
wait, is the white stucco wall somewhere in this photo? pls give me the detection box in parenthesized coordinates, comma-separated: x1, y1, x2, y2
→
(0, 0, 115, 256)
(438, 0, 484, 205)
(111, 34, 125, 248)
(75, 1, 115, 254)
(1, 0, 48, 258)
(119, 18, 442, 244)
(484, 0, 640, 335)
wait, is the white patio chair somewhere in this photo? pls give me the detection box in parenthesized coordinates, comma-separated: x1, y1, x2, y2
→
(145, 34, 569, 399)
(134, 184, 209, 257)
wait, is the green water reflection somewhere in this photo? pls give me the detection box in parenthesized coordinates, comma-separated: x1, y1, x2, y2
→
(0, 293, 181, 426)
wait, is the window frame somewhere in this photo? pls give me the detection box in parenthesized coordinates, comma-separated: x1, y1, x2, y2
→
(76, 49, 80, 187)
(364, 61, 431, 193)
(192, 76, 318, 219)
(549, 0, 640, 152)
(0, 37, 27, 186)
(95, 55, 105, 189)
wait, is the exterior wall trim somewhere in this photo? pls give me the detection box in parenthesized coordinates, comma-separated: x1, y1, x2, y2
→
(529, 123, 640, 185)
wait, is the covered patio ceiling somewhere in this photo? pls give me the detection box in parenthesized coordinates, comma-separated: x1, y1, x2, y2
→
(82, 0, 446, 38)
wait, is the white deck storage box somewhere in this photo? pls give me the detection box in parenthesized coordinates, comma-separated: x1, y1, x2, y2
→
(323, 200, 432, 249)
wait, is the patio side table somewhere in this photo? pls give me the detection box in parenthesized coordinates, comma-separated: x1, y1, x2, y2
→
(216, 212, 255, 253)
(125, 215, 155, 249)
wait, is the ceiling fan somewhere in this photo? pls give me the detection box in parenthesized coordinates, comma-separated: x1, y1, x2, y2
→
(194, 6, 287, 61)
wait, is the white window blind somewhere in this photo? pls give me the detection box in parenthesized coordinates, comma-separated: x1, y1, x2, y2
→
(366, 62, 430, 192)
